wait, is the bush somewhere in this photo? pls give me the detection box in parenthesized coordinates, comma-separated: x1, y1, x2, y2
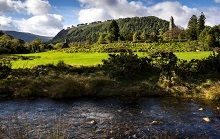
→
(150, 52, 178, 76)
(48, 76, 85, 98)
(101, 52, 154, 79)
(0, 60, 12, 78)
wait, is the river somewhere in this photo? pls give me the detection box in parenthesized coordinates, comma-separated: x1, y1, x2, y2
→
(0, 98, 219, 138)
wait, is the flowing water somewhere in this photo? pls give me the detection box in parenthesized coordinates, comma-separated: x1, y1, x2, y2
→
(0, 98, 219, 138)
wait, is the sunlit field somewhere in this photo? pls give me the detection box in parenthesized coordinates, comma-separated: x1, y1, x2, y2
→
(10, 51, 213, 69)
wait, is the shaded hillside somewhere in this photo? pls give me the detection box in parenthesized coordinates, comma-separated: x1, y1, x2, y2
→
(52, 16, 169, 44)
(2, 31, 52, 42)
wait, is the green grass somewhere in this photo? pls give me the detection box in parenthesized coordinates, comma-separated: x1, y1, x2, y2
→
(10, 51, 213, 69)
(175, 51, 213, 61)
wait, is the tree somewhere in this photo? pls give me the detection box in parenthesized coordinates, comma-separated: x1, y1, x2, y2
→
(97, 33, 107, 44)
(27, 38, 44, 52)
(197, 12, 206, 35)
(163, 27, 185, 41)
(199, 26, 211, 43)
(207, 26, 220, 47)
(169, 16, 175, 30)
(11, 39, 26, 53)
(133, 32, 139, 43)
(105, 33, 114, 44)
(54, 43, 63, 49)
(140, 31, 147, 42)
(149, 32, 159, 42)
(187, 15, 198, 40)
(108, 20, 120, 41)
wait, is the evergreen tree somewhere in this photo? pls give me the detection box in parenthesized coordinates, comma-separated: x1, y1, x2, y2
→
(187, 15, 198, 40)
(108, 20, 120, 41)
(198, 12, 206, 35)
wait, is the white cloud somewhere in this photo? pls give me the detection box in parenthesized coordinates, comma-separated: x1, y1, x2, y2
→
(16, 14, 63, 36)
(0, 0, 24, 14)
(0, 15, 12, 26)
(78, 0, 220, 28)
(0, 15, 17, 30)
(0, 0, 63, 36)
(147, 1, 199, 28)
(205, 8, 220, 26)
(0, 0, 50, 15)
(24, 0, 51, 15)
(214, 0, 220, 3)
(78, 0, 148, 23)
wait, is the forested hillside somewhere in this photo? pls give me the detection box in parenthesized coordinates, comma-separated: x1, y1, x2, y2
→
(52, 16, 169, 44)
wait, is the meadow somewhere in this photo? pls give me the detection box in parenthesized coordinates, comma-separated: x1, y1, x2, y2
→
(9, 51, 213, 69)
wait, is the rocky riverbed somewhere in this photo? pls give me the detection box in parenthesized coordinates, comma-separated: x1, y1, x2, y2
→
(0, 98, 219, 138)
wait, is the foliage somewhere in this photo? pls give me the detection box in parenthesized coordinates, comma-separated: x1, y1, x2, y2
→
(1, 53, 220, 100)
(0, 60, 12, 78)
(101, 51, 220, 80)
(97, 33, 107, 44)
(101, 52, 155, 79)
(207, 26, 220, 47)
(163, 27, 186, 41)
(108, 20, 120, 41)
(26, 38, 44, 52)
(0, 33, 27, 54)
(150, 52, 178, 76)
(197, 12, 206, 35)
(52, 16, 169, 44)
(133, 32, 140, 43)
(54, 42, 63, 49)
(187, 15, 198, 40)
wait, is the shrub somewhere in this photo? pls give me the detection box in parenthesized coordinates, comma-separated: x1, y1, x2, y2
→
(150, 52, 178, 76)
(47, 76, 85, 98)
(101, 52, 154, 79)
(54, 43, 63, 50)
(0, 60, 12, 78)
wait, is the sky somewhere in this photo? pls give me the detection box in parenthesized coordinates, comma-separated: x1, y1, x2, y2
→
(0, 0, 220, 37)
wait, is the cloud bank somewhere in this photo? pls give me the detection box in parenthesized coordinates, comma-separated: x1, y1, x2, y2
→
(214, 0, 220, 3)
(78, 0, 220, 28)
(0, 0, 63, 36)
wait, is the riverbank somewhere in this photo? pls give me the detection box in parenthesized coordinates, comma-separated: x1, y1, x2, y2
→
(1, 52, 220, 101)
(0, 66, 219, 101)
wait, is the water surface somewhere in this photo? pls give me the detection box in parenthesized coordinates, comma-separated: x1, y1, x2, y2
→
(0, 98, 219, 138)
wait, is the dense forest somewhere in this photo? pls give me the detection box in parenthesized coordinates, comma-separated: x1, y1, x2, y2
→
(52, 16, 169, 44)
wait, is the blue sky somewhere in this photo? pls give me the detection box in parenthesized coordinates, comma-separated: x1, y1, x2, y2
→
(0, 0, 220, 36)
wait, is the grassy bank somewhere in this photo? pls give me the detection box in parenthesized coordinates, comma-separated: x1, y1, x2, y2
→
(0, 69, 219, 101)
(1, 51, 219, 101)
(5, 51, 213, 69)
(0, 62, 219, 101)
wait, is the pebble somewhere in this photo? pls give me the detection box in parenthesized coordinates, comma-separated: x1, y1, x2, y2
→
(150, 120, 161, 125)
(132, 134, 137, 138)
(198, 108, 203, 111)
(203, 117, 211, 122)
(88, 120, 97, 125)
(117, 110, 122, 112)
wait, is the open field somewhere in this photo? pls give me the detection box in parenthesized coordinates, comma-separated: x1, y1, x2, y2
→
(7, 51, 213, 69)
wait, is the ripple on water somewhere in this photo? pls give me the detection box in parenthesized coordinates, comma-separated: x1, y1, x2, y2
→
(0, 98, 219, 138)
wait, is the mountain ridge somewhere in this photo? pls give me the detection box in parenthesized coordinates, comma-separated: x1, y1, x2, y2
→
(1, 30, 52, 42)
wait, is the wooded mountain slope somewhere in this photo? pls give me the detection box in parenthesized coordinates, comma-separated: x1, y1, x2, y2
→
(52, 16, 169, 44)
